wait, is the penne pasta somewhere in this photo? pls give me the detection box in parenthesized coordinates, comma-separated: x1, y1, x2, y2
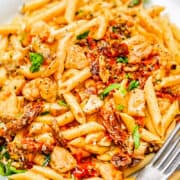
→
(61, 122, 105, 140)
(28, 0, 66, 24)
(31, 165, 64, 180)
(55, 33, 73, 77)
(63, 92, 86, 124)
(144, 77, 162, 136)
(9, 171, 49, 180)
(162, 100, 179, 135)
(65, 0, 79, 24)
(36, 111, 74, 126)
(21, 0, 50, 13)
(58, 67, 91, 94)
(159, 75, 180, 88)
(0, 25, 20, 35)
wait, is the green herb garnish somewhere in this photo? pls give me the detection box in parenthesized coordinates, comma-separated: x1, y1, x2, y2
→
(119, 85, 127, 96)
(0, 162, 26, 176)
(128, 0, 140, 8)
(29, 52, 44, 73)
(116, 104, 124, 111)
(58, 100, 68, 107)
(143, 0, 151, 5)
(128, 80, 139, 91)
(40, 111, 50, 116)
(99, 83, 127, 100)
(133, 125, 140, 149)
(116, 57, 128, 64)
(112, 26, 118, 32)
(0, 162, 5, 176)
(76, 30, 90, 40)
(99, 83, 122, 100)
(42, 154, 50, 167)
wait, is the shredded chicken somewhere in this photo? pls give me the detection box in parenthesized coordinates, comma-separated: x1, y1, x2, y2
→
(128, 89, 145, 117)
(99, 55, 110, 83)
(50, 146, 77, 173)
(22, 78, 57, 102)
(124, 36, 153, 63)
(83, 95, 103, 114)
(0, 92, 19, 117)
(65, 45, 89, 69)
(96, 162, 123, 180)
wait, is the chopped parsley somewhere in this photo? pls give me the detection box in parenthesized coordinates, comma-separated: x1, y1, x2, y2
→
(40, 111, 50, 116)
(128, 80, 139, 91)
(112, 26, 119, 32)
(58, 100, 68, 107)
(76, 30, 90, 40)
(116, 57, 128, 64)
(0, 146, 26, 176)
(99, 83, 127, 100)
(0, 162, 26, 176)
(42, 154, 51, 167)
(119, 85, 127, 96)
(133, 125, 140, 149)
(0, 146, 10, 160)
(29, 52, 44, 73)
(99, 83, 122, 100)
(116, 104, 124, 111)
(128, 0, 140, 8)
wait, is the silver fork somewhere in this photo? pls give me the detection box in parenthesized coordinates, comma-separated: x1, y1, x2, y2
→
(137, 123, 180, 180)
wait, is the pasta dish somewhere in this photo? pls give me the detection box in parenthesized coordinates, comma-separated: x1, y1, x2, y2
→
(0, 0, 179, 179)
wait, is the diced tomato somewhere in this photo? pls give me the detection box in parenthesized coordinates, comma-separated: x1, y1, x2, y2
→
(156, 91, 175, 102)
(72, 161, 97, 179)
(135, 117, 145, 127)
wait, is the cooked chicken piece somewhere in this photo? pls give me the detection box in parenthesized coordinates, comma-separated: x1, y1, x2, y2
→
(65, 45, 89, 69)
(29, 122, 51, 135)
(96, 162, 123, 180)
(99, 55, 109, 83)
(4, 76, 25, 95)
(22, 79, 40, 101)
(39, 78, 57, 102)
(30, 21, 53, 42)
(83, 95, 103, 114)
(128, 89, 145, 117)
(0, 92, 18, 117)
(124, 36, 153, 63)
(43, 102, 68, 116)
(50, 146, 77, 173)
(35, 132, 55, 145)
(22, 78, 57, 102)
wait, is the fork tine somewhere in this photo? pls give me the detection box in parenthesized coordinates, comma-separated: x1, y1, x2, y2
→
(155, 135, 180, 169)
(150, 123, 180, 166)
(161, 143, 180, 172)
(164, 151, 180, 178)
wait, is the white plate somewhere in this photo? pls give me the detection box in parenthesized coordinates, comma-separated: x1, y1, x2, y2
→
(0, 0, 179, 180)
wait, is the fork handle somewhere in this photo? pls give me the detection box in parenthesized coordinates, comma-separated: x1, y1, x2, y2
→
(137, 166, 167, 180)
